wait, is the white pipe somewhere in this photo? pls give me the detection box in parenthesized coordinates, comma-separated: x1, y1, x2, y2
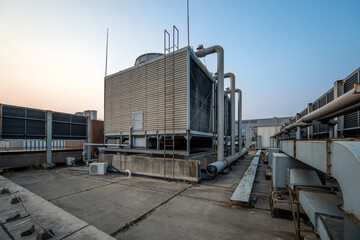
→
(125, 169, 132, 178)
(196, 46, 224, 161)
(235, 89, 242, 151)
(282, 84, 360, 132)
(224, 73, 236, 156)
(206, 149, 248, 176)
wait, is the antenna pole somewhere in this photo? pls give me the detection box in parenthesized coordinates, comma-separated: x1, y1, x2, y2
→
(105, 28, 109, 77)
(187, 0, 190, 47)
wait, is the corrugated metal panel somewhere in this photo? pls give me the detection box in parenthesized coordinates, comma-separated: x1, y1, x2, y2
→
(319, 96, 326, 108)
(327, 89, 334, 103)
(344, 72, 358, 93)
(105, 50, 188, 133)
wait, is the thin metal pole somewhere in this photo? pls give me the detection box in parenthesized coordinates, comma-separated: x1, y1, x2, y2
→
(105, 28, 109, 77)
(187, 0, 190, 47)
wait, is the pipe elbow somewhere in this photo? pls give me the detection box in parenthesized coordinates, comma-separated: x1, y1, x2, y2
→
(195, 45, 224, 58)
(224, 72, 235, 81)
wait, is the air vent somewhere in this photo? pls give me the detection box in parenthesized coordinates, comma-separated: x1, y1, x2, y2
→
(344, 73, 358, 93)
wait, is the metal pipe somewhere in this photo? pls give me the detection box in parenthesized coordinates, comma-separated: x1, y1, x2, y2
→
(235, 89, 242, 151)
(224, 73, 236, 156)
(206, 149, 248, 176)
(303, 84, 360, 122)
(196, 45, 225, 161)
(283, 84, 360, 132)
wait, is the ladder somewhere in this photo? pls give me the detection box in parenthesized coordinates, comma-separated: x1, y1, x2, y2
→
(163, 26, 179, 180)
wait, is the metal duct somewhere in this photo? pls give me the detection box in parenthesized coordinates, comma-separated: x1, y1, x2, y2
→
(196, 45, 225, 162)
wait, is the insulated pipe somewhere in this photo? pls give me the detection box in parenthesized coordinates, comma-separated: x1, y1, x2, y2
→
(224, 73, 236, 156)
(235, 89, 242, 151)
(196, 45, 225, 162)
(302, 84, 360, 122)
(206, 149, 248, 176)
(283, 84, 360, 132)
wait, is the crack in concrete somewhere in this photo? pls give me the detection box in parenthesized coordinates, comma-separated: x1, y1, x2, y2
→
(111, 184, 193, 238)
(48, 182, 114, 202)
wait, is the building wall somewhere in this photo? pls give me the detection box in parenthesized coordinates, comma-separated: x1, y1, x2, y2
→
(257, 126, 280, 148)
(238, 117, 291, 149)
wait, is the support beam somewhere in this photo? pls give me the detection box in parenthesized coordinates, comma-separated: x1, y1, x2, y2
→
(86, 116, 91, 161)
(230, 150, 261, 203)
(46, 111, 52, 165)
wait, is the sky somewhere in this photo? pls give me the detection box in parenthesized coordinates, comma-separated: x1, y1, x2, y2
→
(0, 0, 359, 120)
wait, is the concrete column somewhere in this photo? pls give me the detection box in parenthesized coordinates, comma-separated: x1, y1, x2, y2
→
(46, 111, 52, 164)
(333, 80, 343, 138)
(86, 116, 91, 161)
(329, 124, 335, 138)
(296, 126, 302, 140)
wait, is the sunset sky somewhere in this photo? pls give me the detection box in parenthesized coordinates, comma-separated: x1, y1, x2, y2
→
(1, 0, 359, 120)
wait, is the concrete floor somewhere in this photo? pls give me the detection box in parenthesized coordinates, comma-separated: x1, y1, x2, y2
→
(2, 151, 316, 240)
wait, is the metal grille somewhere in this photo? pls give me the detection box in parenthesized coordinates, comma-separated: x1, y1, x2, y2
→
(344, 111, 359, 129)
(343, 71, 359, 130)
(313, 102, 318, 111)
(344, 72, 358, 93)
(327, 90, 334, 103)
(190, 58, 213, 132)
(319, 96, 326, 108)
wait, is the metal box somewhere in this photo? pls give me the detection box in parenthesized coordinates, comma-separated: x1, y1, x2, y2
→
(272, 153, 310, 190)
(268, 148, 279, 166)
(89, 162, 108, 175)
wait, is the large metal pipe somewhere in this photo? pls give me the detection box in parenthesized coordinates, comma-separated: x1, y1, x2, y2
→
(196, 45, 225, 162)
(303, 84, 360, 122)
(224, 73, 236, 156)
(235, 89, 242, 151)
(283, 84, 360, 132)
(206, 149, 248, 176)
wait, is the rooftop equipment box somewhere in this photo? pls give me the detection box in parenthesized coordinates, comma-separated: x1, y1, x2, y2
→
(104, 47, 216, 138)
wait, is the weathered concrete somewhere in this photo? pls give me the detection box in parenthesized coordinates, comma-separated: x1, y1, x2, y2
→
(0, 175, 114, 240)
(117, 195, 295, 240)
(1, 151, 316, 240)
(51, 183, 175, 235)
(20, 176, 110, 201)
(0, 149, 82, 169)
(100, 153, 200, 182)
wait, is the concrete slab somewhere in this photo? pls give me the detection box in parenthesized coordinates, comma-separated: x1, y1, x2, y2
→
(118, 176, 190, 193)
(51, 182, 174, 235)
(5, 170, 71, 186)
(21, 176, 110, 201)
(82, 173, 129, 183)
(181, 184, 233, 203)
(0, 226, 10, 240)
(0, 175, 115, 240)
(117, 195, 295, 240)
(65, 225, 115, 240)
(202, 175, 242, 188)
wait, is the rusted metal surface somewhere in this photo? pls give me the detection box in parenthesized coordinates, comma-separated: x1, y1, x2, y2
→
(90, 120, 104, 158)
(230, 150, 261, 203)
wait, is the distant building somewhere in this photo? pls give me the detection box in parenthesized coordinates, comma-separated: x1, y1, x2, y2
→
(76, 110, 97, 120)
(236, 117, 291, 149)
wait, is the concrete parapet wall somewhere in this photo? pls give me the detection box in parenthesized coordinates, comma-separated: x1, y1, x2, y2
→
(100, 153, 200, 182)
(0, 150, 82, 169)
